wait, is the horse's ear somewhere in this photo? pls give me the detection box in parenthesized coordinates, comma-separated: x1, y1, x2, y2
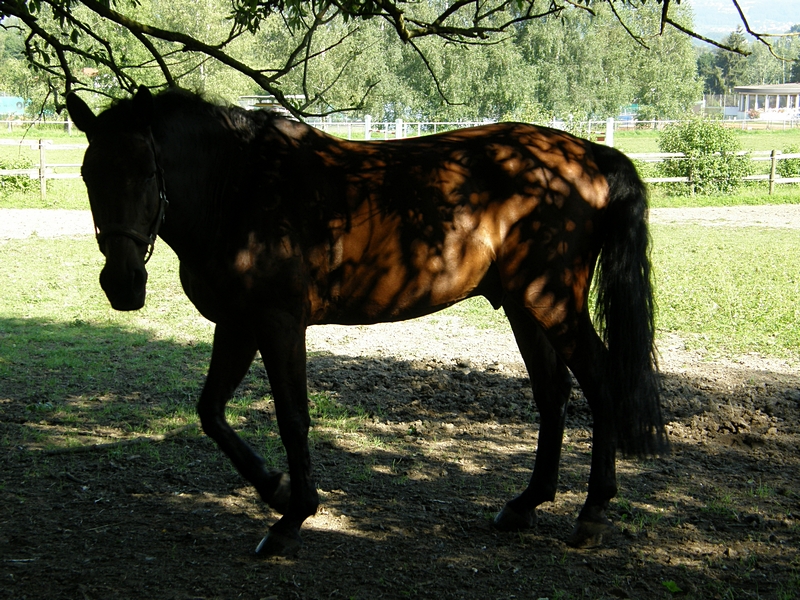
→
(66, 93, 97, 136)
(132, 86, 154, 128)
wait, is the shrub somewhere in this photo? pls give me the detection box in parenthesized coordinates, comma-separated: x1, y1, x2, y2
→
(0, 156, 37, 192)
(630, 158, 659, 181)
(657, 119, 753, 195)
(777, 144, 800, 178)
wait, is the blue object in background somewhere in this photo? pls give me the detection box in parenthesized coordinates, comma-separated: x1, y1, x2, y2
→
(0, 96, 26, 116)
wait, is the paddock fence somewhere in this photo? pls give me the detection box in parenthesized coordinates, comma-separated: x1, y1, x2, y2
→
(0, 138, 87, 200)
(2, 133, 800, 202)
(307, 117, 800, 139)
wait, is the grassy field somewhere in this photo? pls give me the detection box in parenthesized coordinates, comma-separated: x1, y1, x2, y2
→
(1, 226, 798, 423)
(0, 127, 87, 209)
(651, 225, 800, 358)
(615, 127, 800, 154)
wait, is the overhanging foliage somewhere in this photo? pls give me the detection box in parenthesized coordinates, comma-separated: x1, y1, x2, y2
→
(0, 0, 793, 116)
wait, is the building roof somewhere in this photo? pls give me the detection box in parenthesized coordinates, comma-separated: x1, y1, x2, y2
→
(734, 84, 800, 94)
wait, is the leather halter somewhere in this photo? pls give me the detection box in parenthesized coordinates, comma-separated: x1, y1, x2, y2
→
(94, 130, 169, 264)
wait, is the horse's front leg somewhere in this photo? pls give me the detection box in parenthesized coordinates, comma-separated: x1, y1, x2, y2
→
(196, 324, 292, 517)
(253, 311, 319, 557)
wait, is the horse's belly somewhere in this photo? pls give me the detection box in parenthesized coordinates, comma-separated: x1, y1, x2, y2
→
(322, 254, 492, 324)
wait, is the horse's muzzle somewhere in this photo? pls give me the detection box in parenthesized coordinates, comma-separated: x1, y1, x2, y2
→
(99, 262, 148, 311)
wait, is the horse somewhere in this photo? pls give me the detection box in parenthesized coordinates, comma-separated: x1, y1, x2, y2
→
(66, 87, 667, 557)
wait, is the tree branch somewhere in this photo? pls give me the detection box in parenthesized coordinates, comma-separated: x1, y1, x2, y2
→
(663, 16, 752, 56)
(1, 0, 793, 119)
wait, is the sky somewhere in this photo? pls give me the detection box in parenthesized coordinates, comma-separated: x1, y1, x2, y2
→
(688, 0, 800, 40)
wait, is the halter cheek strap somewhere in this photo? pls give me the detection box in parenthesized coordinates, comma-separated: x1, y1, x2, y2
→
(94, 131, 168, 264)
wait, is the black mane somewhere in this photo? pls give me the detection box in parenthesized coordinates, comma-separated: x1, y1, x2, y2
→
(107, 89, 348, 241)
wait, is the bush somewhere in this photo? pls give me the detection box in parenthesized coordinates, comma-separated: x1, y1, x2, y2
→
(630, 158, 659, 181)
(657, 119, 753, 195)
(777, 144, 800, 178)
(0, 156, 37, 192)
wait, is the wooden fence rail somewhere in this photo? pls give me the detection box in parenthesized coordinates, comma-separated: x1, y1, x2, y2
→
(629, 151, 800, 192)
(0, 138, 85, 200)
(2, 138, 800, 202)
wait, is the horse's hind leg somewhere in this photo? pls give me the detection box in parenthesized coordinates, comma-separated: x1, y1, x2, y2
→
(493, 298, 573, 531)
(552, 313, 619, 548)
(252, 313, 319, 557)
(196, 324, 292, 518)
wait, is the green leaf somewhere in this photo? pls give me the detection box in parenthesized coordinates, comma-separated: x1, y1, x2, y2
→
(662, 580, 683, 594)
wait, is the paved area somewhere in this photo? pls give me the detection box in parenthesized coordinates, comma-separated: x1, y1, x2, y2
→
(648, 204, 800, 229)
(0, 209, 94, 239)
(2, 205, 800, 240)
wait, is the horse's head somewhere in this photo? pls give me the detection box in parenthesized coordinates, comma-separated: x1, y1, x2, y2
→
(67, 87, 167, 311)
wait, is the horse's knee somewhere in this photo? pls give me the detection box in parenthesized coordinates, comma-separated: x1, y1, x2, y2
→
(196, 402, 222, 438)
(258, 470, 292, 514)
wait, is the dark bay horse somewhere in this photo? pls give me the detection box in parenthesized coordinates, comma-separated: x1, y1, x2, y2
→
(67, 87, 667, 557)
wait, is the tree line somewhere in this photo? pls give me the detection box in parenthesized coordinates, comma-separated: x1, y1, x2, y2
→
(698, 25, 800, 96)
(0, 0, 798, 122)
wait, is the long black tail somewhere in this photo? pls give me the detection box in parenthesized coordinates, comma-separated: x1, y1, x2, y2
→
(592, 144, 668, 457)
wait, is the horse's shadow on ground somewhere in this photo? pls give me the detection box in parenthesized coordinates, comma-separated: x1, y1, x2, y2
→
(2, 317, 799, 598)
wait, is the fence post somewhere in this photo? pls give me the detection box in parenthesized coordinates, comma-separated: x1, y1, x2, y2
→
(605, 117, 614, 147)
(769, 149, 778, 195)
(396, 118, 403, 139)
(364, 115, 372, 140)
(39, 139, 47, 202)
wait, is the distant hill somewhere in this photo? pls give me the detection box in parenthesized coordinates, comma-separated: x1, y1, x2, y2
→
(688, 0, 800, 41)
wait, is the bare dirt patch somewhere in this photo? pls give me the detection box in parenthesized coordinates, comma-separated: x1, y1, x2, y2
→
(2, 314, 799, 600)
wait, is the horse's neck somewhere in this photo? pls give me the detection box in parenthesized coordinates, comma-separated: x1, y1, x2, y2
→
(157, 125, 231, 263)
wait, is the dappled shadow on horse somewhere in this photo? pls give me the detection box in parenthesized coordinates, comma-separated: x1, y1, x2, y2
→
(67, 86, 667, 557)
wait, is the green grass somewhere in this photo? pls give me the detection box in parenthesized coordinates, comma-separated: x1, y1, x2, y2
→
(0, 235, 384, 450)
(1, 133, 88, 209)
(1, 198, 796, 600)
(1, 225, 797, 436)
(615, 127, 800, 154)
(0, 237, 216, 444)
(450, 225, 800, 362)
(0, 122, 83, 140)
(0, 179, 90, 209)
(651, 225, 800, 359)
(649, 184, 800, 208)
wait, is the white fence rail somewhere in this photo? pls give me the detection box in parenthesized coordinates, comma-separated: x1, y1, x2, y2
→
(0, 139, 85, 200)
(630, 150, 800, 192)
(307, 116, 800, 139)
(2, 136, 800, 202)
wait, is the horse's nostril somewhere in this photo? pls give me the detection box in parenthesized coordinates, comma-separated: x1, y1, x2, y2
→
(99, 262, 148, 311)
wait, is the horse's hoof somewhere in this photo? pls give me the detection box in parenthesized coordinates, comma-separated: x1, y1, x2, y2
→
(566, 519, 613, 548)
(255, 528, 302, 557)
(493, 503, 537, 531)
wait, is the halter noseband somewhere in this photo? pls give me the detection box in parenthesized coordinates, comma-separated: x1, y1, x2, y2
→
(94, 130, 169, 264)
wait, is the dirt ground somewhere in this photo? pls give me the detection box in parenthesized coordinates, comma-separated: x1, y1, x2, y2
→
(2, 316, 799, 600)
(1, 207, 799, 599)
